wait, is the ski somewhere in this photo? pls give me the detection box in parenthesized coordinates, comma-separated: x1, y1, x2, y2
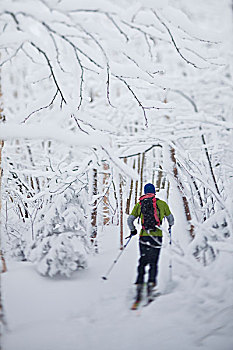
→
(131, 300, 141, 310)
(143, 291, 161, 307)
(130, 283, 157, 310)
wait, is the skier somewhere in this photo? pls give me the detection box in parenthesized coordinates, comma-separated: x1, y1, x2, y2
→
(127, 183, 174, 307)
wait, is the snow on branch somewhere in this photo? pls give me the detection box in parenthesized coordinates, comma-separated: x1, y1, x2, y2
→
(101, 146, 139, 181)
(0, 123, 109, 147)
(0, 0, 216, 129)
(29, 41, 67, 105)
(152, 10, 203, 69)
(22, 89, 59, 123)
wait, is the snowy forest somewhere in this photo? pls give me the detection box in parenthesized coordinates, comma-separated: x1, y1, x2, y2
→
(0, 0, 233, 349)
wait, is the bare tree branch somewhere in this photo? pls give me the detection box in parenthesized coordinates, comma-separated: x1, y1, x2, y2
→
(152, 9, 203, 69)
(74, 22, 115, 108)
(119, 143, 162, 159)
(0, 44, 24, 67)
(115, 75, 149, 126)
(30, 41, 67, 104)
(21, 89, 59, 123)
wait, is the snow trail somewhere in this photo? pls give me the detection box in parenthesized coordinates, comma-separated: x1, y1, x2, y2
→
(2, 222, 233, 350)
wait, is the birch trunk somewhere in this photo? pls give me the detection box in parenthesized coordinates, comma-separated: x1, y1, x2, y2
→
(0, 68, 7, 349)
(126, 159, 135, 214)
(134, 154, 140, 205)
(102, 162, 110, 225)
(119, 174, 123, 250)
(170, 147, 194, 237)
(91, 168, 98, 251)
(0, 74, 6, 272)
(139, 152, 145, 196)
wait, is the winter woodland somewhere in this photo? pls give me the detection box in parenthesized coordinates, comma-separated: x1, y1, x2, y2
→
(0, 0, 233, 349)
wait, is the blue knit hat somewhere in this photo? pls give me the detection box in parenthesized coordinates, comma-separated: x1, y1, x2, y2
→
(144, 183, 156, 194)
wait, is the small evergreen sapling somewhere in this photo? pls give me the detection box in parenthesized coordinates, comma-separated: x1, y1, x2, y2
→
(11, 236, 28, 262)
(30, 231, 88, 277)
(29, 189, 90, 277)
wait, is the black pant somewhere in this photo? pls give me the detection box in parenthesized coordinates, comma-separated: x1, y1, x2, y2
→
(135, 236, 162, 284)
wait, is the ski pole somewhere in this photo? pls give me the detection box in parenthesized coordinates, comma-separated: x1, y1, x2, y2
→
(168, 226, 172, 282)
(155, 225, 173, 282)
(102, 236, 132, 280)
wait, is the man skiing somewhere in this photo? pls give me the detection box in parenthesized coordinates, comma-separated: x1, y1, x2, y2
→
(127, 183, 174, 307)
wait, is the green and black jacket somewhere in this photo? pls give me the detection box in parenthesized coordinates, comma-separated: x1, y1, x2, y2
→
(127, 198, 174, 237)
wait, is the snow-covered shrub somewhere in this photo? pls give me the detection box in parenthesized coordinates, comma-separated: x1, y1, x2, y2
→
(28, 185, 91, 277)
(29, 231, 88, 277)
(10, 236, 28, 261)
(1, 188, 32, 261)
(36, 182, 90, 237)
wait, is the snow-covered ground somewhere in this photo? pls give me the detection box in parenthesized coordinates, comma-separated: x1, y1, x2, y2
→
(2, 219, 233, 350)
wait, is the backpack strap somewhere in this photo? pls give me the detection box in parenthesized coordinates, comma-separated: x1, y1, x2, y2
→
(156, 198, 161, 223)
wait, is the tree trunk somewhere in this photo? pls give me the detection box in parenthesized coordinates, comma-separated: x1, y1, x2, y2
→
(0, 75, 6, 273)
(135, 154, 140, 205)
(156, 165, 163, 191)
(170, 147, 194, 238)
(126, 159, 135, 214)
(112, 180, 119, 225)
(91, 168, 98, 250)
(0, 68, 7, 348)
(139, 152, 145, 196)
(200, 127, 220, 197)
(102, 162, 110, 225)
(119, 174, 124, 250)
(119, 158, 127, 249)
(166, 181, 170, 201)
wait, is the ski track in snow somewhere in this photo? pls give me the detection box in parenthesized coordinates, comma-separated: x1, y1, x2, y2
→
(2, 224, 233, 350)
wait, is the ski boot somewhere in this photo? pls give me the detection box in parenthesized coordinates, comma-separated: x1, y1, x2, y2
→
(131, 284, 143, 310)
(147, 282, 156, 303)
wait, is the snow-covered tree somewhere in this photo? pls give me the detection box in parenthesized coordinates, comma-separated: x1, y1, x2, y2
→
(29, 230, 88, 277)
(1, 0, 231, 279)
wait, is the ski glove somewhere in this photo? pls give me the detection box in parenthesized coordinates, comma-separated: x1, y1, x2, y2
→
(130, 229, 137, 237)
